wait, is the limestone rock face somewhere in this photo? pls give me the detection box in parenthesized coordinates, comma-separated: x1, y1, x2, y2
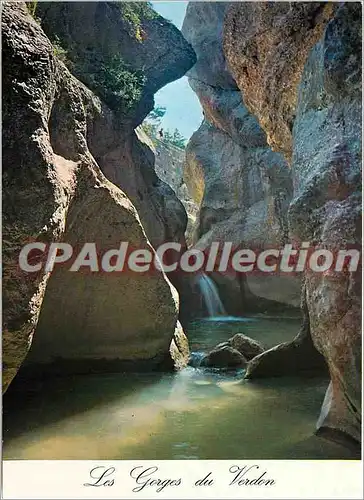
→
(152, 139, 199, 246)
(290, 4, 362, 444)
(36, 1, 197, 299)
(246, 288, 326, 379)
(86, 113, 189, 250)
(185, 120, 292, 249)
(224, 1, 335, 160)
(2, 2, 194, 390)
(37, 1, 197, 127)
(2, 2, 70, 390)
(210, 333, 265, 362)
(201, 345, 247, 369)
(229, 333, 265, 361)
(225, 2, 361, 445)
(153, 140, 185, 195)
(182, 2, 301, 313)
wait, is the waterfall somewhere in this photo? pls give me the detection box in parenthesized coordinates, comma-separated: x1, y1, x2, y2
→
(198, 273, 226, 317)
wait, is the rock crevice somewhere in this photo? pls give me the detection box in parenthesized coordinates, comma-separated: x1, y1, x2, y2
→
(182, 2, 301, 315)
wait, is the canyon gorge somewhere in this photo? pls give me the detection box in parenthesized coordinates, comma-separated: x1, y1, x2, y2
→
(2, 1, 361, 458)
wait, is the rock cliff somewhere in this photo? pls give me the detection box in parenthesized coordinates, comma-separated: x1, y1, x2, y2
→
(224, 1, 335, 161)
(182, 3, 301, 314)
(224, 2, 361, 445)
(2, 0, 361, 452)
(2, 2, 195, 389)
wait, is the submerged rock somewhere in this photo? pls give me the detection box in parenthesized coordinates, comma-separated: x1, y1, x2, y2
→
(201, 345, 247, 369)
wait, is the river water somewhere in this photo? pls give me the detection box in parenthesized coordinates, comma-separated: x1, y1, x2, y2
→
(2, 315, 356, 459)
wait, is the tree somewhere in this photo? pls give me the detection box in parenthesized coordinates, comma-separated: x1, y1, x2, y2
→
(142, 107, 187, 150)
(162, 128, 187, 149)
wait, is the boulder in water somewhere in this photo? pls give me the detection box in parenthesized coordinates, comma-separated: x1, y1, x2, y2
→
(228, 333, 265, 360)
(201, 346, 247, 369)
(245, 296, 327, 379)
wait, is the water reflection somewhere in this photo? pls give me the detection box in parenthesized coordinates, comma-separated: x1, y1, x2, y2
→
(2, 316, 357, 460)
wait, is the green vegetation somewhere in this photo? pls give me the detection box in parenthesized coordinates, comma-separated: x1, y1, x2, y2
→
(116, 2, 159, 41)
(49, 39, 146, 113)
(88, 55, 146, 112)
(52, 36, 69, 64)
(26, 1, 42, 24)
(148, 106, 167, 121)
(142, 106, 188, 150)
(164, 129, 187, 150)
(27, 2, 159, 114)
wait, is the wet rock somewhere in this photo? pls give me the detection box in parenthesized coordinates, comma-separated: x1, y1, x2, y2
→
(229, 333, 265, 360)
(245, 330, 326, 379)
(214, 341, 230, 350)
(224, 2, 335, 160)
(152, 139, 199, 246)
(245, 283, 327, 377)
(201, 346, 247, 369)
(206, 333, 264, 366)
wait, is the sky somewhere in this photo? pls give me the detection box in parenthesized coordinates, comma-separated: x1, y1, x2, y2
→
(150, 1, 204, 139)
